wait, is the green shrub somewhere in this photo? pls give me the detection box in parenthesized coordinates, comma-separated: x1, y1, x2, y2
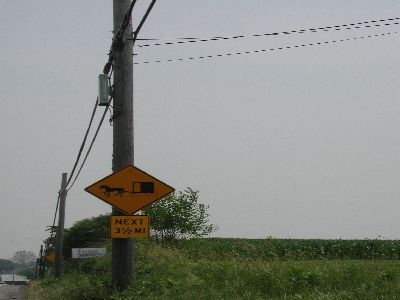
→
(142, 188, 217, 242)
(62, 214, 109, 258)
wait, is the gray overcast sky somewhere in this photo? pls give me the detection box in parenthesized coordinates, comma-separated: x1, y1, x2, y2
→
(0, 0, 399, 259)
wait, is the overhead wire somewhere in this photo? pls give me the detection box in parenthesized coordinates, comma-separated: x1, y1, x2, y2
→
(65, 99, 98, 190)
(66, 0, 145, 190)
(46, 191, 61, 250)
(103, 0, 138, 75)
(135, 17, 400, 48)
(52, 0, 154, 197)
(66, 99, 112, 191)
(134, 31, 399, 65)
(45, 93, 109, 257)
(51, 193, 61, 233)
(104, 0, 158, 73)
(43, 13, 397, 257)
(132, 0, 158, 46)
(45, 0, 158, 255)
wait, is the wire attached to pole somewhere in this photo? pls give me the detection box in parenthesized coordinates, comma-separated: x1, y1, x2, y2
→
(103, 0, 139, 75)
(132, 0, 158, 46)
(134, 17, 400, 48)
(133, 31, 399, 65)
(65, 99, 98, 190)
(67, 98, 113, 191)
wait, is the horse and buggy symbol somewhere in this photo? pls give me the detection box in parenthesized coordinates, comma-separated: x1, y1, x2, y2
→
(85, 165, 175, 214)
(100, 182, 155, 197)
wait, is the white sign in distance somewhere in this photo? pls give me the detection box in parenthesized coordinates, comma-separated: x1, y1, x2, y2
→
(72, 248, 107, 259)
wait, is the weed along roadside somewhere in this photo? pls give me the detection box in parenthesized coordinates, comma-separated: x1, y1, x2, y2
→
(28, 188, 218, 299)
(30, 187, 400, 299)
(28, 224, 400, 299)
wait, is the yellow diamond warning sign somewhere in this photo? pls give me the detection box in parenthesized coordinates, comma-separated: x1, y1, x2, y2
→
(85, 165, 174, 215)
(110, 215, 150, 238)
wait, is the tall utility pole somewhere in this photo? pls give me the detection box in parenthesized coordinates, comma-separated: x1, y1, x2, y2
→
(112, 0, 134, 289)
(54, 173, 68, 277)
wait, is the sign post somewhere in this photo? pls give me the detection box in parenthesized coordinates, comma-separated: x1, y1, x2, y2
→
(85, 165, 174, 288)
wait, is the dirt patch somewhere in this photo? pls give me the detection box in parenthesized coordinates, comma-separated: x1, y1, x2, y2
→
(0, 284, 27, 300)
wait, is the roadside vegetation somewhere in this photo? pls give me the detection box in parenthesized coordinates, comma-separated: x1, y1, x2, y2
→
(28, 238, 400, 299)
(27, 189, 400, 299)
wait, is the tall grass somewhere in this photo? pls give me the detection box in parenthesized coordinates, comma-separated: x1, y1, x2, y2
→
(175, 238, 400, 261)
(27, 238, 400, 300)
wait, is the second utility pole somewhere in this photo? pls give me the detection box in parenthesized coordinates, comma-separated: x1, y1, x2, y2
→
(54, 172, 68, 277)
(112, 0, 134, 289)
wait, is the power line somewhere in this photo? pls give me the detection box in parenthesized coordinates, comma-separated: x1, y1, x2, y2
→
(46, 0, 139, 239)
(44, 0, 145, 257)
(46, 91, 103, 255)
(132, 0, 158, 46)
(103, 0, 138, 75)
(65, 99, 98, 190)
(67, 0, 140, 190)
(45, 86, 108, 258)
(104, 0, 158, 74)
(135, 17, 400, 48)
(66, 99, 112, 191)
(46, 191, 61, 248)
(51, 193, 60, 232)
(134, 31, 399, 65)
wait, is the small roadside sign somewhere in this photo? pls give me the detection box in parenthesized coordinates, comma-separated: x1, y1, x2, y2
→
(72, 248, 107, 259)
(110, 215, 150, 238)
(45, 252, 55, 263)
(85, 165, 174, 214)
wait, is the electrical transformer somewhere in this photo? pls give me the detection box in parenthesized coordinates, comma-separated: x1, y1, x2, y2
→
(98, 74, 110, 106)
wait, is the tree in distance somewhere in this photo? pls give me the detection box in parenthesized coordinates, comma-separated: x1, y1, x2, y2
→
(0, 258, 15, 272)
(12, 250, 36, 267)
(142, 187, 217, 242)
(10, 250, 36, 279)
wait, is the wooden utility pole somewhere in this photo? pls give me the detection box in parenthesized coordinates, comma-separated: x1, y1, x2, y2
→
(54, 173, 68, 277)
(112, 0, 134, 289)
(35, 258, 39, 279)
(38, 245, 43, 278)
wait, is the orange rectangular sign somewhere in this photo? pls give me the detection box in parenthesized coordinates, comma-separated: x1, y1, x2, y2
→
(110, 215, 150, 238)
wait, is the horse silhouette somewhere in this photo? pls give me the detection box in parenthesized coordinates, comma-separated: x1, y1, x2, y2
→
(100, 185, 126, 197)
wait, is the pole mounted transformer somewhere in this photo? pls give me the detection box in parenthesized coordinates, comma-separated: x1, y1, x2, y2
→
(98, 74, 110, 106)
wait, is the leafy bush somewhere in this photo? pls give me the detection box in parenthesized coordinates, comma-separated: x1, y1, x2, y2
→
(142, 188, 217, 242)
(37, 271, 112, 300)
(62, 214, 109, 258)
